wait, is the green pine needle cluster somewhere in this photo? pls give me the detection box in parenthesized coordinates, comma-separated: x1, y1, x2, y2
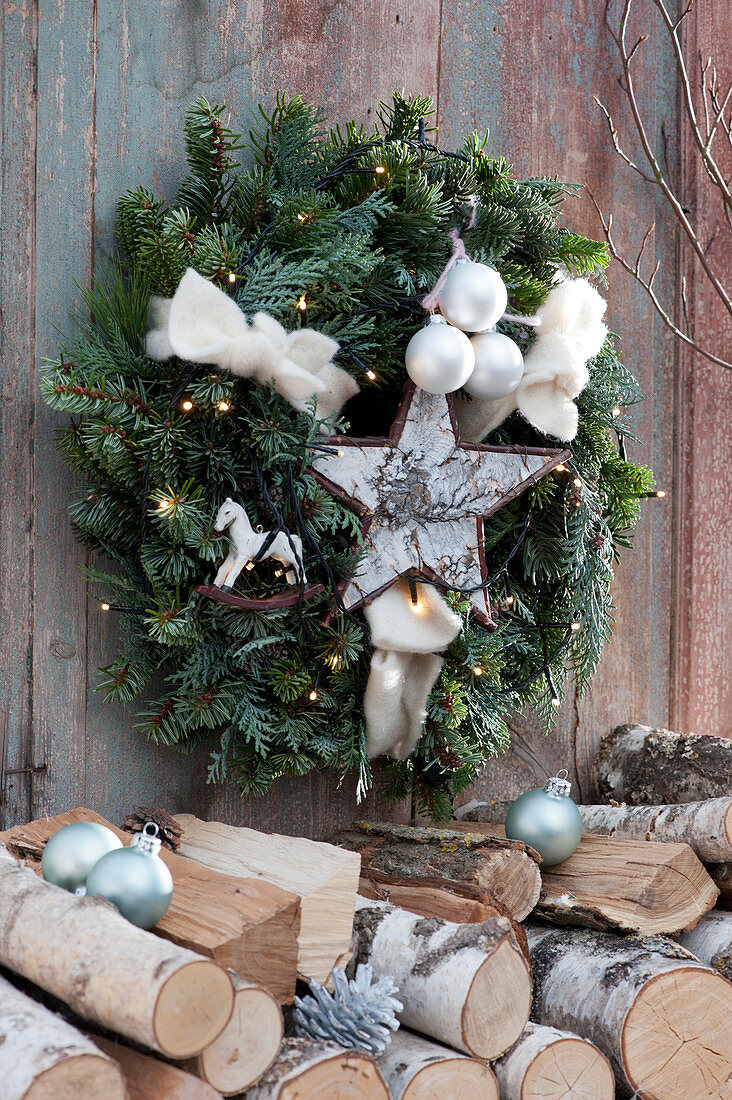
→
(42, 93, 653, 816)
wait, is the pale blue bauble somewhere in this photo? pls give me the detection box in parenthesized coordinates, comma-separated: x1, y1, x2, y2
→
(85, 835, 173, 929)
(437, 261, 508, 333)
(464, 330, 524, 400)
(405, 315, 475, 394)
(505, 783, 583, 866)
(41, 821, 122, 892)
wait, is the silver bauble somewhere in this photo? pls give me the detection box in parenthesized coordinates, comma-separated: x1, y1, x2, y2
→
(405, 314, 475, 395)
(504, 771, 583, 866)
(463, 330, 524, 400)
(41, 821, 122, 893)
(437, 260, 508, 333)
(85, 822, 173, 929)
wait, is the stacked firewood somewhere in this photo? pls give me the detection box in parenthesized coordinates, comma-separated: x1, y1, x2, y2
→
(0, 722, 730, 1099)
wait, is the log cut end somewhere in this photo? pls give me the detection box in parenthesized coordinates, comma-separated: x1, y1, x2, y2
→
(154, 959, 234, 1058)
(463, 939, 531, 1060)
(403, 1058, 499, 1099)
(519, 1037, 614, 1100)
(248, 1038, 389, 1099)
(25, 1056, 127, 1100)
(623, 966, 732, 1100)
(197, 981, 283, 1094)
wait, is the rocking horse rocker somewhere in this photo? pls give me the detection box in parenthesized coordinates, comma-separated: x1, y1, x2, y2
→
(196, 498, 323, 610)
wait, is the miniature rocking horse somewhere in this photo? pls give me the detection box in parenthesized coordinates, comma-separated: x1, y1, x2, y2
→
(212, 498, 306, 592)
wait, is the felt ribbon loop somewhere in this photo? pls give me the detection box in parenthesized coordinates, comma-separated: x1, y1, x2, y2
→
(146, 268, 359, 421)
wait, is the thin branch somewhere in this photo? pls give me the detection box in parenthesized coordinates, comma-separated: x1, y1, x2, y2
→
(594, 97, 655, 184)
(589, 191, 732, 369)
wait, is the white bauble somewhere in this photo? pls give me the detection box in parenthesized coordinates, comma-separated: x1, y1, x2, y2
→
(463, 330, 524, 400)
(405, 315, 475, 395)
(437, 260, 508, 333)
(41, 821, 123, 893)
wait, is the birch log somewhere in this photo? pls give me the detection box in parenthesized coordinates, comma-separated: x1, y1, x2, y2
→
(492, 1022, 614, 1100)
(185, 972, 283, 1095)
(593, 723, 732, 803)
(353, 897, 530, 1059)
(91, 1035, 222, 1100)
(331, 821, 541, 920)
(450, 822, 718, 935)
(0, 974, 126, 1100)
(677, 910, 732, 980)
(0, 808, 301, 1002)
(527, 923, 732, 1099)
(0, 845, 234, 1058)
(377, 1030, 499, 1099)
(246, 1037, 389, 1099)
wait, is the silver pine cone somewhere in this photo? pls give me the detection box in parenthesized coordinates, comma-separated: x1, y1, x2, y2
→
(293, 963, 403, 1055)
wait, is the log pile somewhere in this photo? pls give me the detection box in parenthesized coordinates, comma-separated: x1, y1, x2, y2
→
(2, 720, 731, 1100)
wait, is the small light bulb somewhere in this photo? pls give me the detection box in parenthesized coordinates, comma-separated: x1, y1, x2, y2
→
(309, 689, 318, 701)
(297, 295, 307, 311)
(228, 272, 236, 284)
(571, 622, 581, 632)
(296, 212, 306, 222)
(100, 602, 111, 612)
(505, 595, 514, 606)
(573, 477, 582, 488)
(182, 399, 194, 412)
(656, 489, 666, 498)
(612, 406, 622, 418)
(245, 561, 255, 571)
(217, 400, 230, 412)
(473, 665, 483, 676)
(573, 499, 581, 508)
(366, 369, 377, 381)
(412, 600, 423, 614)
(157, 498, 172, 512)
(374, 165, 386, 174)
(551, 696, 562, 708)
(337, 449, 344, 457)
(274, 569, 283, 578)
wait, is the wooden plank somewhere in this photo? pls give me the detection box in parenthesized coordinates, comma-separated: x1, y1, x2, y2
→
(0, 0, 39, 827)
(439, 2, 679, 800)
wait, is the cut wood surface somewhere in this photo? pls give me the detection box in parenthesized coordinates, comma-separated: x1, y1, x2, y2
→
(0, 808, 300, 1002)
(492, 1021, 614, 1100)
(378, 1029, 499, 1099)
(527, 923, 732, 1100)
(185, 971, 283, 1095)
(0, 973, 126, 1100)
(246, 1037, 389, 1099)
(358, 868, 528, 959)
(677, 910, 732, 981)
(353, 896, 530, 1060)
(174, 813, 360, 983)
(91, 1035, 222, 1100)
(0, 845, 233, 1058)
(450, 821, 718, 934)
(331, 821, 541, 920)
(593, 723, 732, 804)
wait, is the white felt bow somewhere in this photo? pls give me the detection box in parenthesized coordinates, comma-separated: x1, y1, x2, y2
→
(363, 579, 462, 760)
(146, 268, 359, 422)
(454, 278, 608, 443)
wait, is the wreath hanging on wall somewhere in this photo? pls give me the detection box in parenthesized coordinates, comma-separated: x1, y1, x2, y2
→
(43, 94, 653, 817)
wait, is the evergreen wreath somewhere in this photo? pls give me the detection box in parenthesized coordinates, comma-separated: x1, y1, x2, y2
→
(42, 94, 653, 818)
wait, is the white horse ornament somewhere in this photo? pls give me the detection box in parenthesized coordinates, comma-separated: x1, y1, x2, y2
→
(213, 498, 306, 592)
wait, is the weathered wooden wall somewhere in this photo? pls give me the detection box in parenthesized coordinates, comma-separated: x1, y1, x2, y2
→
(1, 0, 729, 833)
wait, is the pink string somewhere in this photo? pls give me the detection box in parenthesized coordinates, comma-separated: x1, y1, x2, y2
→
(421, 229, 468, 312)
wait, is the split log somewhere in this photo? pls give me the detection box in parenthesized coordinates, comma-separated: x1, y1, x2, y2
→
(593, 723, 732, 803)
(353, 896, 530, 1059)
(492, 1022, 614, 1100)
(677, 910, 732, 980)
(246, 1037, 389, 1099)
(0, 973, 126, 1100)
(378, 1030, 499, 1099)
(527, 923, 732, 1100)
(331, 821, 541, 920)
(0, 808, 300, 1002)
(175, 813, 360, 983)
(0, 845, 234, 1058)
(185, 972, 283, 1095)
(450, 822, 718, 935)
(458, 795, 732, 863)
(358, 869, 529, 959)
(91, 1035, 222, 1100)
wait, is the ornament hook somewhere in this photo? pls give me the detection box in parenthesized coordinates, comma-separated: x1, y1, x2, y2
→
(545, 769, 572, 797)
(131, 821, 163, 856)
